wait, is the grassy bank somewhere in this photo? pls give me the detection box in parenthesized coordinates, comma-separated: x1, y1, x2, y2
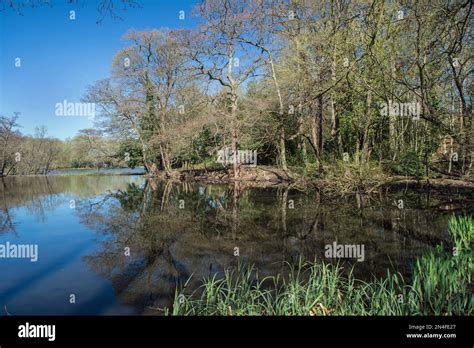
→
(171, 216, 473, 316)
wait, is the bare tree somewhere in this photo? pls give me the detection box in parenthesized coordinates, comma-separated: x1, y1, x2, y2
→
(86, 29, 193, 175)
(189, 0, 264, 179)
(0, 114, 21, 176)
(0, 0, 139, 24)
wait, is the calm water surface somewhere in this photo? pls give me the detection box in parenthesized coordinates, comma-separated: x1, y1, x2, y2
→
(1, 173, 473, 315)
(48, 168, 146, 175)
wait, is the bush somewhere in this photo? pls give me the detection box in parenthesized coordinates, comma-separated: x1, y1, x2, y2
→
(387, 150, 426, 177)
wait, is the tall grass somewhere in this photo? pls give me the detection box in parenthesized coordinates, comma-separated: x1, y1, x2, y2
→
(171, 216, 473, 316)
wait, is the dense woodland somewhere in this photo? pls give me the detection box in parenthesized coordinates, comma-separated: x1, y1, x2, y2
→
(1, 0, 472, 183)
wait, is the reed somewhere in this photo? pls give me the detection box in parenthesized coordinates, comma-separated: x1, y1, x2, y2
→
(171, 216, 473, 316)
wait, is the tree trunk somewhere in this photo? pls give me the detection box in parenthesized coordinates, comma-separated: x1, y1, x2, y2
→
(231, 121, 239, 179)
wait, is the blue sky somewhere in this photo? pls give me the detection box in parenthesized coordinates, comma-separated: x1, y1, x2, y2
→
(0, 0, 199, 139)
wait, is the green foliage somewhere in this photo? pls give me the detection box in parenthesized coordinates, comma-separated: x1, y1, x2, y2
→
(411, 244, 472, 315)
(449, 215, 473, 254)
(387, 150, 426, 177)
(177, 128, 220, 165)
(117, 139, 143, 169)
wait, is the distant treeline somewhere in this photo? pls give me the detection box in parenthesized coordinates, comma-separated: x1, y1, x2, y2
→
(0, 118, 125, 175)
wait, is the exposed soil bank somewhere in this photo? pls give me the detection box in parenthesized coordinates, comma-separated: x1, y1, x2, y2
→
(149, 166, 294, 186)
(148, 167, 474, 191)
(382, 177, 474, 190)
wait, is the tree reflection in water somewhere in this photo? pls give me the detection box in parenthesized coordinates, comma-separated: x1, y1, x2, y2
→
(74, 179, 473, 314)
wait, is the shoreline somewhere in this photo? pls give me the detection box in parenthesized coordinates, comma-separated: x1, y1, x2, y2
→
(2, 167, 474, 192)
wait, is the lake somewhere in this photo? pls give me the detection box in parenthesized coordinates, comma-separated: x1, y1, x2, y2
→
(48, 168, 146, 175)
(1, 173, 473, 315)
